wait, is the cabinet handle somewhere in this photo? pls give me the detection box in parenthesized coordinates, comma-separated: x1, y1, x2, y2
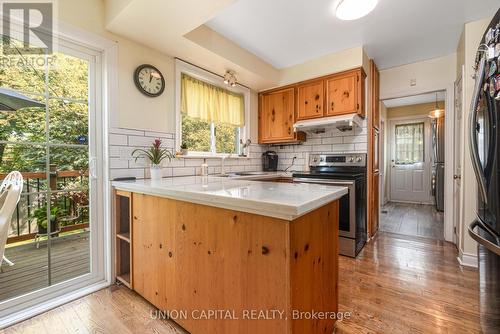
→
(343, 91, 350, 98)
(315, 94, 320, 100)
(331, 102, 334, 110)
(288, 127, 292, 135)
(304, 100, 308, 105)
(271, 109, 275, 122)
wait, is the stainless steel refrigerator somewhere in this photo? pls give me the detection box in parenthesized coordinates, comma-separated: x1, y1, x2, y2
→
(468, 7, 500, 333)
(431, 116, 445, 212)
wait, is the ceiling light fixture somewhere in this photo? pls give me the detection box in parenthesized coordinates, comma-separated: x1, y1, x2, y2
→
(335, 0, 378, 21)
(223, 70, 237, 87)
(428, 93, 444, 118)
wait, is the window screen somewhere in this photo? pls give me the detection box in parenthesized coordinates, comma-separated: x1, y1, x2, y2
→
(395, 122, 424, 164)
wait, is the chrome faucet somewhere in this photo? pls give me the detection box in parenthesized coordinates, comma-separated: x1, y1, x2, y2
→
(239, 139, 252, 157)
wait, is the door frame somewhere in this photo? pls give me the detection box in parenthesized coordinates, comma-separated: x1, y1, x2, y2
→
(454, 66, 465, 247)
(381, 87, 454, 243)
(388, 115, 433, 204)
(0, 20, 116, 328)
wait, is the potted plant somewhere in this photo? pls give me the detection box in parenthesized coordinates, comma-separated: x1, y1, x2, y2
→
(132, 138, 175, 180)
(180, 142, 188, 155)
(32, 204, 64, 236)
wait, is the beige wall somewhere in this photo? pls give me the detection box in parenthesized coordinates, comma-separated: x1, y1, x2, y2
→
(386, 102, 444, 119)
(58, 0, 176, 133)
(380, 54, 457, 100)
(458, 17, 491, 259)
(276, 47, 365, 87)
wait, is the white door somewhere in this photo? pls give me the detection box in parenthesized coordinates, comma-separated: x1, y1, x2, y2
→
(390, 118, 432, 203)
(453, 67, 464, 244)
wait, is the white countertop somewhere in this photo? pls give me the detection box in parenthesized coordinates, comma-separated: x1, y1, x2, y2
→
(112, 176, 347, 221)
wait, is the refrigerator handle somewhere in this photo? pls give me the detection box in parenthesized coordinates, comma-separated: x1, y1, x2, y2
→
(468, 56, 488, 205)
(468, 220, 500, 256)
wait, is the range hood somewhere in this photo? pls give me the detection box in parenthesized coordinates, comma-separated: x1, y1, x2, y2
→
(293, 114, 364, 134)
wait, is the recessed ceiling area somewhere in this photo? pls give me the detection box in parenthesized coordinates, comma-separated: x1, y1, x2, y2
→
(207, 0, 500, 69)
(383, 91, 445, 108)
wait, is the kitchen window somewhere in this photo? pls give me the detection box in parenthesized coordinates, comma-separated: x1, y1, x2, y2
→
(175, 60, 250, 156)
(395, 122, 425, 164)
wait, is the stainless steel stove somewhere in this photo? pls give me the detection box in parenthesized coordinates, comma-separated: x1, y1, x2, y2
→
(293, 153, 367, 257)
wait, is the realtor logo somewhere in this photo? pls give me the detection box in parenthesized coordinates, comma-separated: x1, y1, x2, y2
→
(1, 1, 54, 54)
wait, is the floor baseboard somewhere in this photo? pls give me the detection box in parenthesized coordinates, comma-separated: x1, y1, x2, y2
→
(457, 250, 478, 268)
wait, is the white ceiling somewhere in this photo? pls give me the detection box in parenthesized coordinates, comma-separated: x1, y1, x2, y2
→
(207, 0, 500, 69)
(383, 91, 445, 108)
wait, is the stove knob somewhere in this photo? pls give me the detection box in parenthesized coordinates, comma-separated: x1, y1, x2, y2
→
(313, 158, 318, 163)
(320, 157, 325, 162)
(348, 157, 354, 163)
(356, 156, 362, 162)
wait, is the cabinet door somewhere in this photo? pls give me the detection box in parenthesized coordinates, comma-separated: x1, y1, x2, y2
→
(370, 60, 380, 129)
(326, 71, 360, 116)
(132, 193, 167, 308)
(259, 88, 295, 143)
(297, 80, 324, 120)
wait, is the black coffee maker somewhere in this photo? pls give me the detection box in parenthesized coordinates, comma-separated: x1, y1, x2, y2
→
(262, 151, 278, 171)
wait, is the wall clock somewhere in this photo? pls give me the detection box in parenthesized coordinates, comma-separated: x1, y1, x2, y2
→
(134, 64, 165, 97)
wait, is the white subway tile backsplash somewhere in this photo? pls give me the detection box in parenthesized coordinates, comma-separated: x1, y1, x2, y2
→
(109, 128, 145, 136)
(108, 122, 367, 180)
(332, 144, 356, 152)
(128, 135, 159, 147)
(354, 143, 368, 152)
(343, 135, 367, 144)
(321, 137, 343, 144)
(172, 167, 197, 177)
(109, 168, 145, 180)
(109, 134, 128, 146)
(109, 158, 129, 169)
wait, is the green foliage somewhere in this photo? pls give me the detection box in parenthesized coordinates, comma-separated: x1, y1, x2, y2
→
(32, 203, 65, 229)
(0, 44, 89, 173)
(181, 114, 238, 154)
(132, 139, 175, 165)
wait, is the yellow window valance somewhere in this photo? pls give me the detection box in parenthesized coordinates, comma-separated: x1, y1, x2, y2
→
(181, 73, 245, 127)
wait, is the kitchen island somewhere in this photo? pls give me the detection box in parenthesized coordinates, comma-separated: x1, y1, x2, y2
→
(112, 177, 347, 334)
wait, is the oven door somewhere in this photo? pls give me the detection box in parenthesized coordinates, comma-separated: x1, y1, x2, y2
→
(293, 178, 355, 238)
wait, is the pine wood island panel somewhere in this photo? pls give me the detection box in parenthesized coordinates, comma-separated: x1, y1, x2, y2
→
(129, 192, 339, 334)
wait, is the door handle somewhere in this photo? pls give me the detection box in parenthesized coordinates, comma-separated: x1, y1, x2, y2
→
(468, 220, 500, 256)
(89, 157, 98, 179)
(453, 174, 461, 180)
(468, 55, 488, 205)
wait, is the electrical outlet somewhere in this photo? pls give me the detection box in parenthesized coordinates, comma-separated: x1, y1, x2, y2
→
(410, 78, 417, 86)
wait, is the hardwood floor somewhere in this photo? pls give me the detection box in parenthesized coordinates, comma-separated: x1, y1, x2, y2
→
(380, 202, 444, 240)
(1, 285, 187, 334)
(2, 232, 481, 334)
(336, 232, 480, 333)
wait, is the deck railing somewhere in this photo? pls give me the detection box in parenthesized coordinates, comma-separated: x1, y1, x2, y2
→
(0, 169, 89, 244)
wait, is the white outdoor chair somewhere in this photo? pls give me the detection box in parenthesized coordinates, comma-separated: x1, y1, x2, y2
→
(0, 171, 24, 270)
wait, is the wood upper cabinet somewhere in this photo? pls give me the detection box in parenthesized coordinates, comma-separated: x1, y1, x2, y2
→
(297, 80, 324, 120)
(259, 87, 304, 144)
(326, 68, 365, 117)
(258, 67, 366, 144)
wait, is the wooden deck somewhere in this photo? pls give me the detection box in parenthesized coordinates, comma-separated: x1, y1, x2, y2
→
(0, 232, 90, 302)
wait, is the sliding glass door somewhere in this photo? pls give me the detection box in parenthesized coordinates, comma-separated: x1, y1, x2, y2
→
(0, 34, 102, 306)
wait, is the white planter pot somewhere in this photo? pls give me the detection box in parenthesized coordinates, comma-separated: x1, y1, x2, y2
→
(150, 165, 162, 180)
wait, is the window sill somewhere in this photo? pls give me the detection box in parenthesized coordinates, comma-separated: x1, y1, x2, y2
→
(175, 153, 251, 160)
